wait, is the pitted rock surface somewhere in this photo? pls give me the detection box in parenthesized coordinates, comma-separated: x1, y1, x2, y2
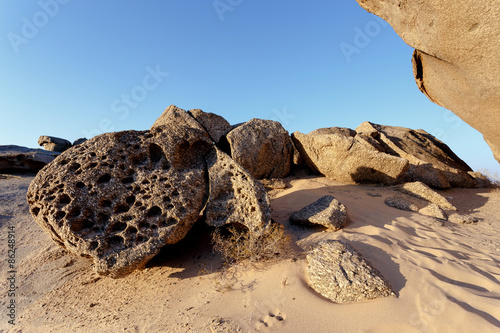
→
(290, 195, 347, 230)
(205, 147, 270, 231)
(307, 240, 395, 303)
(27, 125, 212, 277)
(188, 109, 232, 144)
(226, 118, 293, 179)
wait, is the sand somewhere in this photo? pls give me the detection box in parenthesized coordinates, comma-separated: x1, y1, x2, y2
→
(1, 174, 499, 332)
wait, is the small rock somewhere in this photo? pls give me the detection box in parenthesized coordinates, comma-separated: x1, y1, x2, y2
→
(306, 240, 395, 303)
(419, 203, 447, 220)
(448, 213, 478, 224)
(38, 136, 72, 152)
(0, 145, 59, 173)
(384, 194, 419, 212)
(366, 192, 382, 197)
(290, 195, 347, 230)
(73, 138, 87, 146)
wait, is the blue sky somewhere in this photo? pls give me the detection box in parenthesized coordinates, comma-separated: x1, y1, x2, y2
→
(1, 0, 499, 175)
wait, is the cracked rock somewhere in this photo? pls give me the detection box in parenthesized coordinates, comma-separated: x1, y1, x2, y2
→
(290, 195, 347, 230)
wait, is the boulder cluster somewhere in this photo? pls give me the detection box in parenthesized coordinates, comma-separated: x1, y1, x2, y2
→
(25, 105, 489, 291)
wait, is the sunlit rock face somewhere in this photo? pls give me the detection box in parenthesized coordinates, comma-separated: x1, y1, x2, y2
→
(355, 0, 500, 163)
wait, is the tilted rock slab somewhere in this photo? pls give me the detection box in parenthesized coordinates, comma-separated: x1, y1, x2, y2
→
(292, 128, 409, 185)
(289, 195, 347, 230)
(307, 240, 396, 303)
(419, 203, 447, 221)
(397, 181, 456, 210)
(226, 118, 293, 179)
(384, 194, 420, 212)
(354, 0, 500, 164)
(205, 147, 270, 232)
(356, 122, 475, 188)
(27, 124, 212, 278)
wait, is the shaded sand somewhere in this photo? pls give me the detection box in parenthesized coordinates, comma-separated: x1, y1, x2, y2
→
(1, 175, 499, 332)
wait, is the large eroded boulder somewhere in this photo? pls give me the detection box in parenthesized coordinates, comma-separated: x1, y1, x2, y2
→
(0, 145, 59, 173)
(355, 0, 500, 164)
(356, 122, 475, 188)
(205, 147, 271, 231)
(307, 240, 396, 303)
(27, 124, 212, 278)
(292, 128, 409, 185)
(226, 118, 293, 179)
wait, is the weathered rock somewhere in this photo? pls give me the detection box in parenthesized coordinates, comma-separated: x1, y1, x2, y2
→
(292, 130, 409, 185)
(397, 181, 456, 210)
(448, 213, 478, 225)
(226, 119, 293, 179)
(354, 0, 500, 164)
(38, 136, 72, 152)
(73, 138, 87, 146)
(307, 240, 395, 303)
(384, 194, 419, 212)
(419, 203, 447, 220)
(151, 105, 208, 135)
(468, 171, 492, 188)
(290, 195, 347, 230)
(205, 147, 270, 231)
(188, 109, 232, 144)
(356, 122, 475, 189)
(0, 145, 59, 173)
(27, 124, 212, 278)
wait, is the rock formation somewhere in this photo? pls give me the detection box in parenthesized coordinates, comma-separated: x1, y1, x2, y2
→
(292, 128, 409, 185)
(384, 194, 419, 212)
(307, 240, 395, 303)
(27, 105, 274, 278)
(205, 147, 271, 231)
(354, 0, 500, 164)
(38, 136, 72, 153)
(419, 203, 447, 221)
(290, 195, 347, 230)
(356, 122, 475, 188)
(0, 145, 59, 173)
(226, 118, 293, 179)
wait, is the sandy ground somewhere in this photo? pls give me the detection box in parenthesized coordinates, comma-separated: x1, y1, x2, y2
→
(0, 174, 499, 332)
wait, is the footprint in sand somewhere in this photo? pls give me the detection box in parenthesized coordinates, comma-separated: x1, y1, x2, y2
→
(255, 308, 286, 330)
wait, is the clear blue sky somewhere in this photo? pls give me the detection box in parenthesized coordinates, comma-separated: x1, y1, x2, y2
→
(1, 0, 499, 175)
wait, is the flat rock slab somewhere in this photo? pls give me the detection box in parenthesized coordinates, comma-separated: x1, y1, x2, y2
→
(307, 240, 396, 303)
(290, 195, 347, 230)
(397, 181, 456, 210)
(0, 145, 59, 173)
(384, 194, 420, 212)
(27, 125, 212, 278)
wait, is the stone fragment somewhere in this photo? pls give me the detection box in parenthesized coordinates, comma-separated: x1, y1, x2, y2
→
(384, 194, 419, 212)
(188, 109, 232, 144)
(397, 181, 456, 210)
(38, 136, 72, 152)
(468, 171, 492, 188)
(419, 203, 447, 220)
(151, 105, 208, 136)
(354, 0, 500, 164)
(448, 213, 478, 224)
(226, 118, 293, 179)
(290, 195, 347, 230)
(292, 130, 409, 185)
(205, 147, 270, 232)
(0, 145, 59, 173)
(307, 240, 395, 303)
(260, 178, 287, 190)
(356, 122, 475, 188)
(27, 124, 212, 278)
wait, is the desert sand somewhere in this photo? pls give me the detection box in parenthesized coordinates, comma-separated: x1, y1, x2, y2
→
(1, 174, 499, 332)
